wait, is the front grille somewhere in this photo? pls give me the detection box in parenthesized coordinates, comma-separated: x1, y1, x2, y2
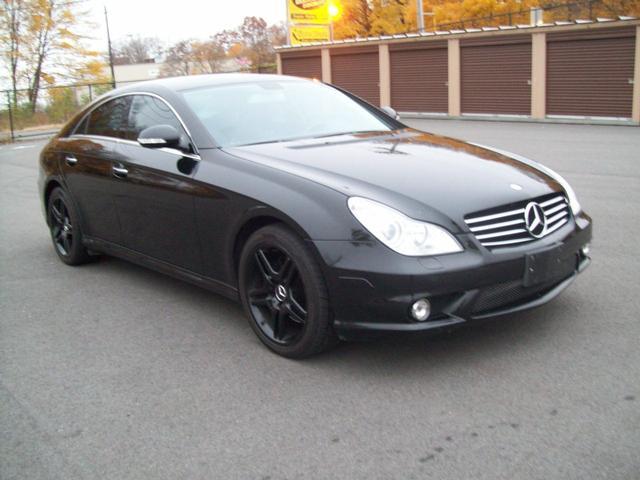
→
(464, 193, 570, 249)
(472, 277, 565, 314)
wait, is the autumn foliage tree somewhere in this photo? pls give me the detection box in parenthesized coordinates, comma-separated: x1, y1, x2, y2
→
(161, 16, 286, 77)
(369, 0, 416, 35)
(0, 0, 107, 110)
(331, 0, 640, 39)
(332, 0, 373, 38)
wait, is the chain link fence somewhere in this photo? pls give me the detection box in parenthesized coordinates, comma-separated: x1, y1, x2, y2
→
(1, 63, 277, 143)
(1, 81, 119, 142)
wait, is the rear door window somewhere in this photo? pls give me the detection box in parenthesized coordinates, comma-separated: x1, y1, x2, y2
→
(85, 96, 132, 139)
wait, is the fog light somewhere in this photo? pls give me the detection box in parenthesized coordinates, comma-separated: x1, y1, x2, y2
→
(411, 299, 431, 322)
(581, 244, 590, 256)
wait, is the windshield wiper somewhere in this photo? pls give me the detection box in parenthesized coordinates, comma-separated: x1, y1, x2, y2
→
(237, 130, 393, 147)
(239, 138, 292, 147)
(309, 129, 391, 140)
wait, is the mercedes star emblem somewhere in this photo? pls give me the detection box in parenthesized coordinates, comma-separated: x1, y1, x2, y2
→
(524, 202, 547, 238)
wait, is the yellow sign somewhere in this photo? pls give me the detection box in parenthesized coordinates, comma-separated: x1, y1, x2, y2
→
(289, 24, 330, 45)
(288, 0, 329, 25)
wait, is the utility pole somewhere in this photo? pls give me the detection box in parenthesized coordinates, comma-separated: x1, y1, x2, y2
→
(417, 0, 425, 32)
(6, 91, 15, 142)
(104, 6, 116, 88)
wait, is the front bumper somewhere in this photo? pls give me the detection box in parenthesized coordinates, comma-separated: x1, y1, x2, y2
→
(313, 211, 592, 340)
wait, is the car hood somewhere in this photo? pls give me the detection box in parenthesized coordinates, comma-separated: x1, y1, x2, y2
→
(224, 129, 563, 232)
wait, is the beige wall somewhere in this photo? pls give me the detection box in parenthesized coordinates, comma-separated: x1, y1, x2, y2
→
(113, 63, 162, 85)
(379, 44, 391, 107)
(321, 49, 331, 83)
(531, 33, 546, 119)
(447, 39, 461, 117)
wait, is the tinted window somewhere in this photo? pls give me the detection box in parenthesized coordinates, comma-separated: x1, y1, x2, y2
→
(181, 80, 393, 147)
(127, 95, 187, 141)
(86, 96, 132, 139)
(73, 115, 89, 135)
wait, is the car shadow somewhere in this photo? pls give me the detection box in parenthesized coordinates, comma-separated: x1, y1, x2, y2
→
(79, 254, 575, 375)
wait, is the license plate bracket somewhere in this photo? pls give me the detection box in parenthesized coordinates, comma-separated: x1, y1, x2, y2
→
(524, 244, 577, 287)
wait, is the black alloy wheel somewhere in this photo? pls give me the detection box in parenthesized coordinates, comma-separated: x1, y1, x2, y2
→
(239, 225, 336, 358)
(248, 246, 308, 345)
(47, 187, 92, 265)
(50, 196, 73, 256)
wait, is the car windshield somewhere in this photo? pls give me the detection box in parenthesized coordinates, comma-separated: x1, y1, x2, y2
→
(180, 79, 393, 147)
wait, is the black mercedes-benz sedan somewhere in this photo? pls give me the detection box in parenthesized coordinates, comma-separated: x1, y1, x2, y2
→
(39, 73, 592, 357)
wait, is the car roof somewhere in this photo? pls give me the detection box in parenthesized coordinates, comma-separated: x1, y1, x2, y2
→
(115, 73, 309, 94)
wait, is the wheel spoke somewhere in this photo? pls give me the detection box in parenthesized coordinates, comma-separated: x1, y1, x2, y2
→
(62, 235, 71, 253)
(248, 288, 272, 307)
(272, 308, 288, 340)
(278, 257, 296, 285)
(52, 225, 63, 240)
(287, 296, 307, 324)
(255, 249, 277, 285)
(51, 204, 63, 224)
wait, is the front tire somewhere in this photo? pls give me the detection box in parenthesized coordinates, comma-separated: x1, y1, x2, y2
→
(238, 224, 337, 358)
(47, 187, 92, 265)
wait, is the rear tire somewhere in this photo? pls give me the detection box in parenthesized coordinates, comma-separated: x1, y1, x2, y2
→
(47, 187, 93, 266)
(238, 224, 337, 358)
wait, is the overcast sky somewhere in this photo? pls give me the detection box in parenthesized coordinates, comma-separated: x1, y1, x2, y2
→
(88, 0, 287, 47)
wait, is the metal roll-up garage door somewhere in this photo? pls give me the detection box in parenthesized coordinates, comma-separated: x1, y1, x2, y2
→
(281, 52, 322, 80)
(390, 41, 448, 113)
(331, 46, 380, 106)
(547, 27, 635, 119)
(461, 35, 532, 115)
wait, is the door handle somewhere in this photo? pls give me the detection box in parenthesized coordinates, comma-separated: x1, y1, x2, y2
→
(65, 155, 78, 166)
(112, 164, 128, 178)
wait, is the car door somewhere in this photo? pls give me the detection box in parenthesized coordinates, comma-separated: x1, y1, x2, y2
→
(111, 94, 203, 273)
(56, 96, 132, 245)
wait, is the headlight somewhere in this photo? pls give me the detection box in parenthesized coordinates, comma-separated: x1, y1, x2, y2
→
(347, 197, 463, 256)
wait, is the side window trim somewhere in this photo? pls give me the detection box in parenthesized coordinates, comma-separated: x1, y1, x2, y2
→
(71, 111, 91, 136)
(71, 95, 132, 139)
(69, 92, 199, 154)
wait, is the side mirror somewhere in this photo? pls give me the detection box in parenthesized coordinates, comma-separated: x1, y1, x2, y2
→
(137, 124, 181, 149)
(381, 106, 400, 120)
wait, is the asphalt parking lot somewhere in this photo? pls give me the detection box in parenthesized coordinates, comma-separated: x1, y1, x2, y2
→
(1, 119, 639, 480)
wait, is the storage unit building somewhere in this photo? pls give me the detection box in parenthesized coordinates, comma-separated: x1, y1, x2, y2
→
(390, 42, 448, 113)
(546, 27, 636, 119)
(460, 35, 532, 116)
(281, 51, 322, 80)
(330, 46, 380, 106)
(277, 19, 639, 124)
